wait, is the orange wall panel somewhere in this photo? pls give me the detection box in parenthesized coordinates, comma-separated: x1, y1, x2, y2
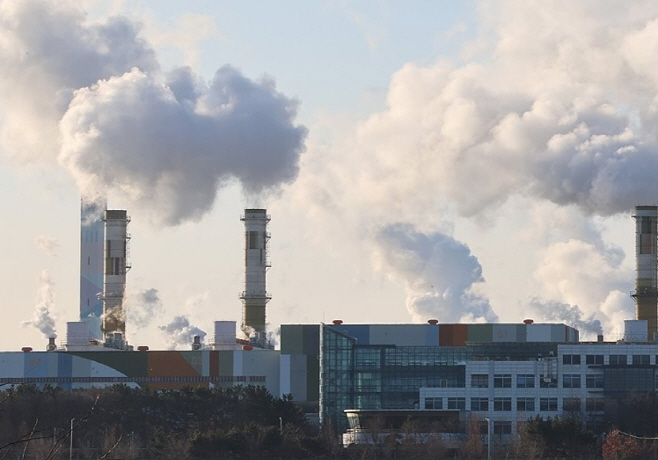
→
(439, 324, 468, 346)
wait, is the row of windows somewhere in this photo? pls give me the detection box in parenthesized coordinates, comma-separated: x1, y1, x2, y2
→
(470, 373, 604, 389)
(563, 354, 653, 365)
(425, 396, 604, 412)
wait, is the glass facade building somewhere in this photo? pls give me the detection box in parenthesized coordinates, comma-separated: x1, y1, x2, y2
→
(319, 322, 573, 434)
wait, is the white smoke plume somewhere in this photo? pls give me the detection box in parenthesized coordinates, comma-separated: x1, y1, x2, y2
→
(0, 0, 306, 225)
(373, 223, 498, 323)
(125, 287, 163, 329)
(532, 234, 634, 336)
(159, 315, 206, 350)
(329, 2, 658, 222)
(35, 236, 58, 256)
(287, 1, 658, 327)
(529, 299, 603, 338)
(23, 269, 57, 338)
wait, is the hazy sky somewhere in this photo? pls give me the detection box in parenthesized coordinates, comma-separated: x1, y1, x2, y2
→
(1, 0, 655, 351)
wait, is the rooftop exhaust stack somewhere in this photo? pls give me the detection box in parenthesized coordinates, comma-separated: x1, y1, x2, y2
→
(102, 210, 131, 349)
(239, 209, 271, 338)
(632, 205, 658, 341)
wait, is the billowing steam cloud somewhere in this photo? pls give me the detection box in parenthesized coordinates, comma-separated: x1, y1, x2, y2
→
(0, 0, 306, 224)
(125, 287, 164, 329)
(159, 316, 206, 350)
(288, 1, 658, 333)
(374, 224, 498, 323)
(23, 269, 57, 338)
(338, 2, 658, 221)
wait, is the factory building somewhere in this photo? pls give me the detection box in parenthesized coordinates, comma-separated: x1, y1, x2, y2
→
(9, 203, 658, 449)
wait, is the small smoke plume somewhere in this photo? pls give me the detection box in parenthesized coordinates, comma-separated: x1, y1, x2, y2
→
(125, 287, 163, 329)
(35, 236, 58, 256)
(267, 325, 281, 349)
(529, 298, 603, 338)
(23, 269, 57, 338)
(159, 315, 206, 350)
(532, 235, 633, 337)
(0, 0, 307, 225)
(374, 223, 498, 323)
(101, 308, 125, 335)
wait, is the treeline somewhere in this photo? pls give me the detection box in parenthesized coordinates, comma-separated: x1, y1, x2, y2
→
(3, 384, 658, 459)
(0, 384, 325, 459)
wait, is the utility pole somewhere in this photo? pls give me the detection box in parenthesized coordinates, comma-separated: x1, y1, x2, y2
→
(69, 418, 74, 460)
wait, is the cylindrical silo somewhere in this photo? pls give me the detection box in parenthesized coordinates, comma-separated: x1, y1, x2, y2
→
(240, 209, 271, 335)
(632, 205, 658, 341)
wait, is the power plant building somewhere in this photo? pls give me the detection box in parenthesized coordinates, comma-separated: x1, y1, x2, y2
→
(10, 203, 658, 449)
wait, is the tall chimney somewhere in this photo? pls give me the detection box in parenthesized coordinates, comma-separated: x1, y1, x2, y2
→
(239, 209, 271, 335)
(632, 205, 658, 341)
(79, 198, 106, 340)
(102, 209, 131, 347)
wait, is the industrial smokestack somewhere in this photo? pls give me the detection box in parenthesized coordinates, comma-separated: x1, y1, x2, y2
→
(240, 209, 271, 336)
(632, 205, 658, 341)
(80, 198, 105, 340)
(46, 336, 56, 352)
(192, 335, 202, 350)
(102, 210, 131, 348)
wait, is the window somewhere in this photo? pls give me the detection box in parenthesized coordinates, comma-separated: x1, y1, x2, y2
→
(447, 397, 465, 410)
(586, 354, 604, 365)
(563, 398, 581, 411)
(471, 374, 489, 388)
(609, 355, 627, 365)
(563, 354, 581, 365)
(563, 374, 581, 388)
(471, 397, 488, 411)
(425, 397, 442, 409)
(248, 231, 259, 249)
(517, 374, 535, 388)
(586, 374, 604, 389)
(633, 355, 650, 365)
(517, 397, 535, 412)
(586, 398, 604, 412)
(494, 374, 512, 388)
(493, 421, 512, 435)
(494, 397, 512, 411)
(540, 398, 558, 411)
